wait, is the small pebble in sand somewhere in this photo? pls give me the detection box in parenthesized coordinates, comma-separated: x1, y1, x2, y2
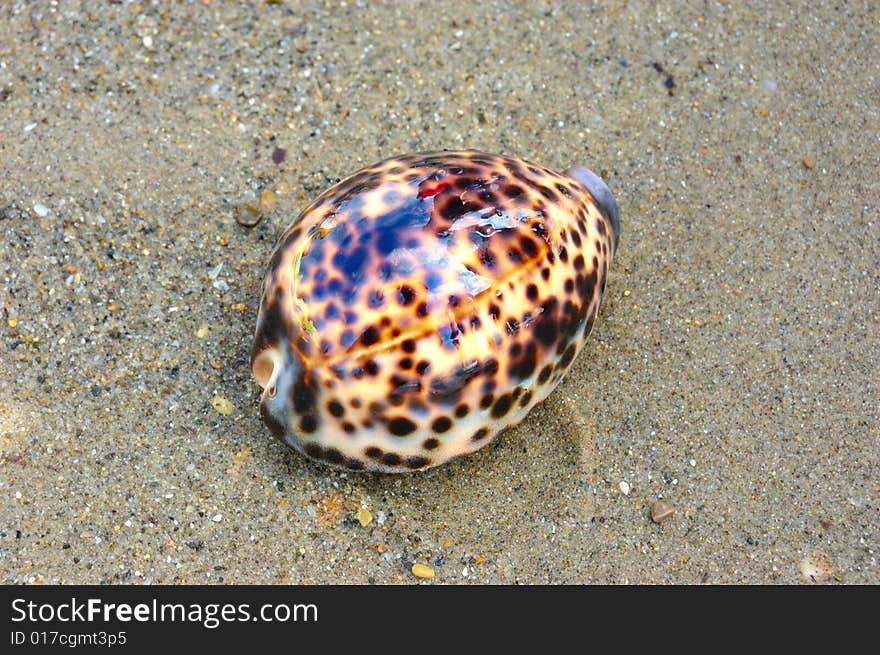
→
(799, 551, 833, 582)
(619, 481, 631, 495)
(211, 396, 234, 415)
(356, 508, 373, 527)
(651, 500, 675, 523)
(235, 203, 263, 227)
(272, 147, 287, 164)
(33, 203, 49, 217)
(411, 563, 435, 579)
(260, 189, 278, 213)
(802, 154, 817, 169)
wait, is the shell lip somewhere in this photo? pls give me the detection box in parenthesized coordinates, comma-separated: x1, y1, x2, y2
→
(568, 165, 620, 251)
(251, 344, 283, 393)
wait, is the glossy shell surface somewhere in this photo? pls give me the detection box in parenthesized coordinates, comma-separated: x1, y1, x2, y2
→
(251, 150, 619, 472)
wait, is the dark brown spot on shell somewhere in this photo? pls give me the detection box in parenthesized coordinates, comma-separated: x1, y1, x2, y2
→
(324, 447, 344, 465)
(398, 285, 416, 306)
(483, 358, 499, 376)
(388, 417, 417, 436)
(432, 416, 453, 433)
(360, 325, 380, 346)
(327, 399, 345, 418)
(405, 455, 430, 469)
(471, 427, 490, 441)
(519, 236, 538, 258)
(260, 402, 287, 439)
(346, 457, 365, 470)
(538, 364, 553, 384)
(491, 393, 514, 419)
(558, 343, 577, 370)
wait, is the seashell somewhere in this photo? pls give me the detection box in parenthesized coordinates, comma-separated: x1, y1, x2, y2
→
(251, 150, 619, 472)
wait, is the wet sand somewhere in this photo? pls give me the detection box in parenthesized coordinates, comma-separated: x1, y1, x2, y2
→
(1, 1, 877, 583)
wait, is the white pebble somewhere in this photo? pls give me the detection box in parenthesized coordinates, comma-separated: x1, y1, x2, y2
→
(24, 123, 37, 132)
(619, 481, 630, 495)
(212, 514, 222, 522)
(690, 458, 696, 467)
(143, 35, 153, 48)
(33, 203, 49, 217)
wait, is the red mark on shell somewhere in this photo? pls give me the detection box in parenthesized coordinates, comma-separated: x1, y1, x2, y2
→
(417, 178, 452, 199)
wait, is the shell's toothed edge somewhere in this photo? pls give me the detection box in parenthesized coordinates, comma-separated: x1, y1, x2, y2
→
(250, 150, 618, 472)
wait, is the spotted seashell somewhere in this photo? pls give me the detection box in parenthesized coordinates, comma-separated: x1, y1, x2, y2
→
(251, 150, 619, 472)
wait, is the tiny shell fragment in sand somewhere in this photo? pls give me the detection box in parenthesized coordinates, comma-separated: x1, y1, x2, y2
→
(799, 551, 833, 582)
(235, 203, 263, 227)
(651, 500, 675, 523)
(357, 508, 373, 527)
(411, 563, 435, 579)
(211, 396, 234, 415)
(260, 189, 278, 213)
(802, 154, 817, 169)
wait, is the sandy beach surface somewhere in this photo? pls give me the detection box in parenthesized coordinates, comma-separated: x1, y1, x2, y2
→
(1, 1, 877, 584)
